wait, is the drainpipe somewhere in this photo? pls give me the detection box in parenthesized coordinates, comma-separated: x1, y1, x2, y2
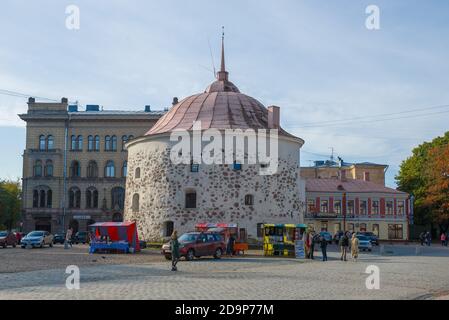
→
(62, 114, 70, 233)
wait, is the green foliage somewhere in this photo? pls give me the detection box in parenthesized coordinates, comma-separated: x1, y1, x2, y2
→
(0, 180, 22, 231)
(396, 132, 449, 228)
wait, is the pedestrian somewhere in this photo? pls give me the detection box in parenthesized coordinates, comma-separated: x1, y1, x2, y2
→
(351, 233, 359, 262)
(170, 230, 180, 271)
(320, 236, 328, 261)
(304, 231, 311, 259)
(339, 232, 349, 261)
(440, 233, 446, 246)
(426, 231, 432, 246)
(64, 227, 73, 249)
(419, 232, 425, 246)
(310, 231, 318, 260)
(226, 234, 235, 256)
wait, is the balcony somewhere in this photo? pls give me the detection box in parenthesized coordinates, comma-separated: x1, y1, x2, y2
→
(27, 148, 62, 154)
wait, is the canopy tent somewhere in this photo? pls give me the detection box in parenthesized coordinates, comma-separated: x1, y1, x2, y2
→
(89, 221, 140, 252)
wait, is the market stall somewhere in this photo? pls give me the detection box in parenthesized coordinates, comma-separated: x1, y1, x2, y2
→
(88, 221, 140, 254)
(263, 224, 307, 257)
(195, 223, 249, 255)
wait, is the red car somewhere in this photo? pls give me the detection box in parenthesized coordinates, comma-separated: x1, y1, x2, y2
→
(0, 231, 18, 248)
(161, 232, 226, 261)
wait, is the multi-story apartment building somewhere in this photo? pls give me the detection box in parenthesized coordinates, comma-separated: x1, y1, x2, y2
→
(19, 97, 164, 234)
(304, 176, 411, 240)
(301, 158, 388, 186)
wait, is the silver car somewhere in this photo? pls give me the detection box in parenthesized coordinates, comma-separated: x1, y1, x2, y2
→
(355, 235, 373, 252)
(21, 231, 54, 248)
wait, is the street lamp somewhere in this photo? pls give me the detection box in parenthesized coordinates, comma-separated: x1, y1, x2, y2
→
(343, 192, 347, 232)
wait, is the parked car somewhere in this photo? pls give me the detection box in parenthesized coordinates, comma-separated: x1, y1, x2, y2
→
(53, 233, 66, 244)
(357, 231, 379, 246)
(161, 232, 226, 261)
(21, 231, 54, 248)
(319, 231, 333, 244)
(355, 235, 373, 252)
(0, 231, 18, 248)
(74, 231, 89, 244)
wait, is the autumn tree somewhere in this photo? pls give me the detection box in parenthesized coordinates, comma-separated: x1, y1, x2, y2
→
(396, 131, 449, 232)
(424, 144, 449, 233)
(0, 180, 22, 231)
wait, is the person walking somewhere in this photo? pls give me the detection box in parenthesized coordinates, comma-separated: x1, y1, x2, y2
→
(310, 231, 318, 260)
(419, 232, 425, 246)
(170, 230, 180, 271)
(426, 231, 432, 246)
(226, 234, 235, 257)
(440, 232, 446, 246)
(64, 227, 73, 249)
(320, 236, 328, 262)
(339, 232, 349, 261)
(304, 231, 311, 259)
(351, 233, 359, 262)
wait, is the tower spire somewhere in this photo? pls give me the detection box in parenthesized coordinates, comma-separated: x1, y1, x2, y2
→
(217, 26, 229, 81)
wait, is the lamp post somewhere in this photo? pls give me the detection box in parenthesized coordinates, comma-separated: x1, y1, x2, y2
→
(343, 192, 347, 232)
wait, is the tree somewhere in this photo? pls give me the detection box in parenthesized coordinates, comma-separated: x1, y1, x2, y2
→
(396, 132, 449, 231)
(424, 144, 449, 233)
(0, 180, 22, 231)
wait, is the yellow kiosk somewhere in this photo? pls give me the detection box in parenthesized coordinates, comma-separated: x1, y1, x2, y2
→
(263, 224, 308, 257)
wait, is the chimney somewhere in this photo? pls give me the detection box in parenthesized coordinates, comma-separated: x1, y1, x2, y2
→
(268, 106, 280, 129)
(340, 169, 347, 182)
(172, 97, 179, 106)
(144, 105, 151, 112)
(61, 97, 68, 104)
(28, 97, 35, 104)
(364, 171, 370, 181)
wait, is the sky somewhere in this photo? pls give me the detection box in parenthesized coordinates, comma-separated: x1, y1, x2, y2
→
(1, 0, 448, 187)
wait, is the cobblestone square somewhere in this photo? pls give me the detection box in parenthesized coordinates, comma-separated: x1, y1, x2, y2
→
(1, 244, 448, 300)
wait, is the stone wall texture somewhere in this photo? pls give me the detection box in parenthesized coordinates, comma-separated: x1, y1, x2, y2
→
(124, 137, 305, 242)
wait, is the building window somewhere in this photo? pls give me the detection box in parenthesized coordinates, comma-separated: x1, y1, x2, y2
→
(334, 200, 342, 214)
(39, 135, 46, 151)
(360, 200, 367, 215)
(372, 224, 380, 236)
(185, 190, 197, 209)
(233, 161, 242, 171)
(34, 160, 43, 177)
(320, 200, 329, 213)
(347, 223, 354, 232)
(39, 190, 46, 207)
(105, 136, 111, 151)
(372, 200, 379, 215)
(71, 135, 77, 151)
(163, 221, 174, 237)
(77, 135, 83, 151)
(132, 193, 140, 213)
(245, 194, 254, 206)
(47, 190, 52, 208)
(122, 161, 128, 177)
(111, 135, 117, 151)
(190, 162, 199, 173)
(47, 135, 54, 150)
(135, 167, 141, 179)
(388, 224, 403, 240)
(359, 223, 367, 232)
(87, 161, 98, 178)
(44, 160, 53, 177)
(122, 135, 128, 151)
(347, 200, 355, 215)
(105, 161, 115, 177)
(33, 190, 39, 208)
(111, 187, 125, 210)
(321, 222, 328, 232)
(397, 200, 405, 215)
(86, 187, 98, 209)
(88, 135, 94, 151)
(69, 187, 81, 209)
(386, 201, 394, 215)
(94, 135, 100, 151)
(307, 199, 315, 213)
(70, 161, 81, 178)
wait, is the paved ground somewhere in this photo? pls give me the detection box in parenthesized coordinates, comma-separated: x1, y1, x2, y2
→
(1, 244, 448, 300)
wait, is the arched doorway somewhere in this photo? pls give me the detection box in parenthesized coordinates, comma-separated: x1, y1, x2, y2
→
(112, 212, 123, 222)
(69, 219, 79, 234)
